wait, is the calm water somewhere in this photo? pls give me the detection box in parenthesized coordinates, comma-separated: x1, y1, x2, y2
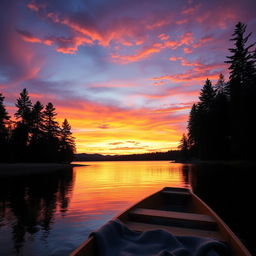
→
(0, 161, 255, 256)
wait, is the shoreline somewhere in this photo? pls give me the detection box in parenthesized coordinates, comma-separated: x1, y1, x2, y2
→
(174, 159, 256, 166)
(0, 163, 87, 177)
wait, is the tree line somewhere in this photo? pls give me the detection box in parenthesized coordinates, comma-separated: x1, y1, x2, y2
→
(75, 150, 180, 161)
(0, 89, 75, 163)
(179, 22, 256, 160)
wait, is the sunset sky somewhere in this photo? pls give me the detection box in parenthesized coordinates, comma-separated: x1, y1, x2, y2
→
(1, 0, 256, 154)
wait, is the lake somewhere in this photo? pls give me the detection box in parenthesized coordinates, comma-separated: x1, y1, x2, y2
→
(0, 161, 255, 255)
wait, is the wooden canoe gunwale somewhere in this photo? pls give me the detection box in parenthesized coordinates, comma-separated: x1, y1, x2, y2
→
(70, 187, 251, 256)
(190, 191, 251, 256)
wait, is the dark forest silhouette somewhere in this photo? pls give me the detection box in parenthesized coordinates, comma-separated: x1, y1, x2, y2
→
(179, 22, 256, 160)
(0, 89, 75, 163)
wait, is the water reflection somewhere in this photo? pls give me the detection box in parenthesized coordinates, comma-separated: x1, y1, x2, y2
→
(70, 161, 190, 216)
(1, 161, 255, 255)
(0, 168, 74, 255)
(0, 161, 189, 256)
(4, 162, 255, 256)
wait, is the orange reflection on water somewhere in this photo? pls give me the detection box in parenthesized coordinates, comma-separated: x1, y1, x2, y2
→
(69, 161, 190, 221)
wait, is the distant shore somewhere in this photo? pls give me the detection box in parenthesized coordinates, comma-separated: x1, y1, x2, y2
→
(174, 159, 256, 166)
(0, 163, 87, 177)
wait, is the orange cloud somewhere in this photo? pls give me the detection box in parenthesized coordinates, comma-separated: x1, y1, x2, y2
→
(158, 33, 170, 41)
(17, 29, 52, 46)
(183, 47, 192, 54)
(112, 32, 194, 63)
(153, 73, 220, 83)
(169, 56, 201, 67)
(108, 142, 124, 145)
(153, 80, 167, 86)
(27, 0, 46, 12)
(112, 45, 162, 63)
(17, 28, 93, 54)
(153, 58, 226, 83)
(192, 36, 213, 48)
(146, 19, 171, 30)
(110, 146, 146, 151)
(151, 103, 192, 113)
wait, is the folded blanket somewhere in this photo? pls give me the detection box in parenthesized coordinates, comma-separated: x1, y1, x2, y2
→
(90, 220, 229, 256)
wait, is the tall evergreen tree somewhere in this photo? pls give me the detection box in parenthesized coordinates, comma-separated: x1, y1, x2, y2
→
(0, 93, 10, 162)
(43, 103, 59, 137)
(0, 93, 10, 129)
(59, 119, 75, 163)
(11, 89, 32, 162)
(226, 22, 255, 87)
(31, 101, 44, 137)
(42, 103, 60, 162)
(30, 101, 45, 161)
(213, 74, 231, 159)
(226, 22, 256, 158)
(198, 79, 216, 111)
(178, 134, 189, 160)
(197, 79, 216, 159)
(15, 88, 32, 125)
(187, 104, 199, 156)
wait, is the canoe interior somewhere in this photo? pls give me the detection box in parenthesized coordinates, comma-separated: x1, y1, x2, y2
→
(70, 187, 251, 256)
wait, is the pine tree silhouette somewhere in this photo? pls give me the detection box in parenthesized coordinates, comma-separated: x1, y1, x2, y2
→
(0, 93, 10, 162)
(183, 22, 256, 160)
(226, 22, 256, 158)
(42, 102, 60, 162)
(59, 119, 76, 163)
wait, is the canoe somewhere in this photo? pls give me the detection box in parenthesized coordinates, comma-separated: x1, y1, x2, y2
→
(70, 187, 251, 256)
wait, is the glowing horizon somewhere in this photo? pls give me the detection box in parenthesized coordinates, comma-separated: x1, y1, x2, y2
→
(1, 0, 255, 154)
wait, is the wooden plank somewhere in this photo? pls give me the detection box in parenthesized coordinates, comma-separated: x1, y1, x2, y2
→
(129, 208, 217, 230)
(125, 221, 224, 242)
(131, 208, 215, 223)
(161, 190, 191, 197)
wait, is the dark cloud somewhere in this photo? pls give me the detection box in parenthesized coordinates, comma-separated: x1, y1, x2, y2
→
(110, 146, 147, 150)
(98, 124, 110, 129)
(109, 142, 124, 145)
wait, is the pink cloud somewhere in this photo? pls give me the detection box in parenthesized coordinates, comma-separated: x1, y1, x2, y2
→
(158, 33, 170, 41)
(27, 0, 46, 12)
(176, 19, 188, 25)
(111, 44, 162, 63)
(192, 36, 213, 48)
(181, 5, 201, 15)
(169, 56, 201, 67)
(112, 32, 195, 63)
(153, 72, 220, 83)
(153, 80, 167, 86)
(153, 58, 227, 83)
(17, 29, 93, 54)
(145, 19, 171, 30)
(183, 47, 192, 54)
